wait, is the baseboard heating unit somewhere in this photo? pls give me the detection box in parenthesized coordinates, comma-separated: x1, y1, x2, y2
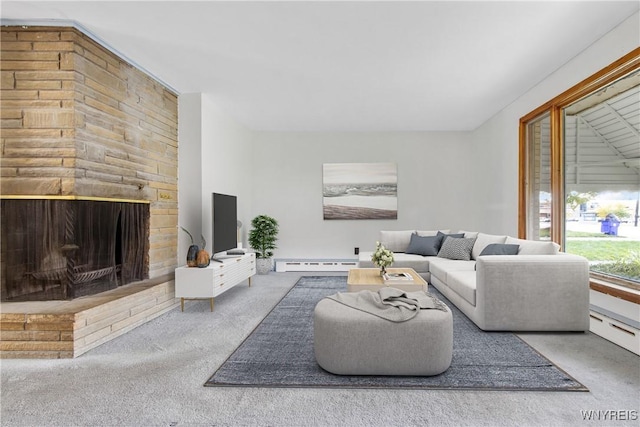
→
(589, 287, 640, 355)
(275, 259, 358, 272)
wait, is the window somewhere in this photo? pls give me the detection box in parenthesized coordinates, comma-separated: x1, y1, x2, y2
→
(524, 113, 552, 241)
(520, 48, 640, 290)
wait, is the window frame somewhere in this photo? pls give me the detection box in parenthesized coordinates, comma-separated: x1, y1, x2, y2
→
(519, 47, 640, 293)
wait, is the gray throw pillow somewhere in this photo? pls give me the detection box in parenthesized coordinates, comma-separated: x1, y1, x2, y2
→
(479, 243, 519, 256)
(405, 233, 443, 256)
(475, 243, 520, 270)
(437, 231, 465, 243)
(437, 237, 476, 261)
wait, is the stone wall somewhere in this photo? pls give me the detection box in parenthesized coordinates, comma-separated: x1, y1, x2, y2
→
(0, 26, 178, 277)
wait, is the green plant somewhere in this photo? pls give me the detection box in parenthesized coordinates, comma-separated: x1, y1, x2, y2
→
(565, 240, 638, 261)
(596, 203, 631, 220)
(248, 215, 279, 259)
(591, 251, 640, 283)
(566, 191, 596, 211)
(371, 241, 394, 269)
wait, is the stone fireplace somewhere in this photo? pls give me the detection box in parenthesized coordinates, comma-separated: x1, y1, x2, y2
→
(1, 26, 179, 357)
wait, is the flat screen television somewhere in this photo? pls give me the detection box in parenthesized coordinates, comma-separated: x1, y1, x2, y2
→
(212, 193, 237, 255)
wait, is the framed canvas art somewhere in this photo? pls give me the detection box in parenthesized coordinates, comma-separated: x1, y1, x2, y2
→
(322, 163, 397, 220)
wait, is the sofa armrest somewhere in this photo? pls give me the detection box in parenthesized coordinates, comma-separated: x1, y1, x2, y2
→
(475, 254, 590, 331)
(358, 251, 375, 268)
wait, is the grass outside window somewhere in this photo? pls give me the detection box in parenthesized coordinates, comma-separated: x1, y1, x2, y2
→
(564, 236, 640, 284)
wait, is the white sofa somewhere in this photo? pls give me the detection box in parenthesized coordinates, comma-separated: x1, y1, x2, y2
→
(358, 230, 590, 332)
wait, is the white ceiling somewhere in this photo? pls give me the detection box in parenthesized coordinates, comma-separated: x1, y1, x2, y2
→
(2, 1, 638, 132)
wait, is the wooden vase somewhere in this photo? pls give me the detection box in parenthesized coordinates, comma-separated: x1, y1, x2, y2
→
(196, 249, 211, 268)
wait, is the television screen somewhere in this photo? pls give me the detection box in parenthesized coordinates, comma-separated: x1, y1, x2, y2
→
(212, 193, 237, 255)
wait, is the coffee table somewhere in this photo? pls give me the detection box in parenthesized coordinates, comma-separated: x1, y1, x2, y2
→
(347, 267, 427, 292)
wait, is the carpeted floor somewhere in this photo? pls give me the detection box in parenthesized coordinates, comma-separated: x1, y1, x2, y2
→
(206, 275, 586, 391)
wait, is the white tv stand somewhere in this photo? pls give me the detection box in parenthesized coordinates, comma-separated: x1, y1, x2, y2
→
(175, 253, 256, 311)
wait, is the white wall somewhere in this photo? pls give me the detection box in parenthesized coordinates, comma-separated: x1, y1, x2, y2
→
(177, 93, 203, 264)
(179, 11, 639, 261)
(178, 93, 254, 260)
(200, 94, 254, 254)
(250, 131, 475, 259)
(470, 11, 640, 235)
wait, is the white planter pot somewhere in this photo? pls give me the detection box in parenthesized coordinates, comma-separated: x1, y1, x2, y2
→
(256, 257, 273, 275)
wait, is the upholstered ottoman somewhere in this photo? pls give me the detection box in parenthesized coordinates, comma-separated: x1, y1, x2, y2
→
(313, 297, 453, 376)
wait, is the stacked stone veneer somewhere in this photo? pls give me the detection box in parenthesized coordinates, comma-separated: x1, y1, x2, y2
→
(1, 277, 178, 358)
(0, 26, 180, 358)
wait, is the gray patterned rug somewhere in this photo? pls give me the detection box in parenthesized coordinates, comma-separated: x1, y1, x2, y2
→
(205, 276, 587, 391)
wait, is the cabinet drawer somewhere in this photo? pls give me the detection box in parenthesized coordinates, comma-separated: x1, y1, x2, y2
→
(175, 253, 256, 302)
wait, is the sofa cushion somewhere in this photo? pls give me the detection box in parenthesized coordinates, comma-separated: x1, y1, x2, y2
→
(504, 237, 560, 255)
(471, 233, 508, 260)
(479, 243, 520, 256)
(437, 237, 476, 261)
(446, 270, 477, 306)
(406, 233, 443, 257)
(428, 257, 476, 283)
(389, 252, 433, 273)
(358, 251, 430, 272)
(437, 231, 465, 242)
(416, 229, 450, 237)
(358, 251, 376, 268)
(458, 230, 479, 239)
(380, 230, 415, 253)
(475, 243, 520, 270)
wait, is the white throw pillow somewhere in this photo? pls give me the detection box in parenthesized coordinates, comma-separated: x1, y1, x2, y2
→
(504, 237, 560, 255)
(458, 230, 479, 239)
(379, 230, 415, 253)
(472, 233, 508, 260)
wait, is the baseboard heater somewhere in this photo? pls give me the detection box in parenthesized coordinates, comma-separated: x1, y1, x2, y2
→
(275, 259, 358, 272)
(589, 305, 640, 356)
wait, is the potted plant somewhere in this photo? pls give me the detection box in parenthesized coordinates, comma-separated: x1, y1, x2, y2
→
(371, 241, 394, 276)
(248, 214, 279, 274)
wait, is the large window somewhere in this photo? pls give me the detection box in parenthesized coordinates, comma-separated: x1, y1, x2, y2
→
(524, 113, 552, 241)
(520, 48, 640, 290)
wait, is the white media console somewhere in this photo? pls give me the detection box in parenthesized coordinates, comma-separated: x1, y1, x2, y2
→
(175, 252, 256, 311)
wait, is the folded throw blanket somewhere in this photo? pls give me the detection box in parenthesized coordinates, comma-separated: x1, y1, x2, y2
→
(325, 287, 447, 322)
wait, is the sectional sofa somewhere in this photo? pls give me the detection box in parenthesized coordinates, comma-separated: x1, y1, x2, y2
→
(358, 230, 590, 332)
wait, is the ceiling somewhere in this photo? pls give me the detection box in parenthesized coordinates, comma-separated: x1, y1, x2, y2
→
(565, 73, 640, 191)
(1, 1, 638, 132)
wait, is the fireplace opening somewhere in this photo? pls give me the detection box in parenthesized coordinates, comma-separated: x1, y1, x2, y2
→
(1, 199, 150, 301)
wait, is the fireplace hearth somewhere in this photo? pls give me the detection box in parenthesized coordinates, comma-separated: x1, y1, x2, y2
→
(1, 198, 149, 302)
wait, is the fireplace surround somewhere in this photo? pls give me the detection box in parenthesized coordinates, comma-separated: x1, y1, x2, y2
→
(1, 25, 179, 357)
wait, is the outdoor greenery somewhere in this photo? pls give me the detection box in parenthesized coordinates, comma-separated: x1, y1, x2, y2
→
(565, 240, 639, 282)
(539, 227, 639, 281)
(565, 240, 639, 261)
(590, 252, 640, 282)
(566, 191, 595, 211)
(538, 229, 621, 239)
(567, 230, 621, 238)
(595, 203, 632, 220)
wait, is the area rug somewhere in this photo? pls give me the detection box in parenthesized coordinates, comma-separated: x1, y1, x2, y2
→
(205, 276, 587, 391)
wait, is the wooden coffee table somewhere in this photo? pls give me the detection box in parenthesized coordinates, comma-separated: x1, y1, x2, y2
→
(347, 268, 427, 292)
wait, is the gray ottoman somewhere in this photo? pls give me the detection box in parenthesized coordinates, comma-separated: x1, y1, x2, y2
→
(313, 298, 453, 376)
